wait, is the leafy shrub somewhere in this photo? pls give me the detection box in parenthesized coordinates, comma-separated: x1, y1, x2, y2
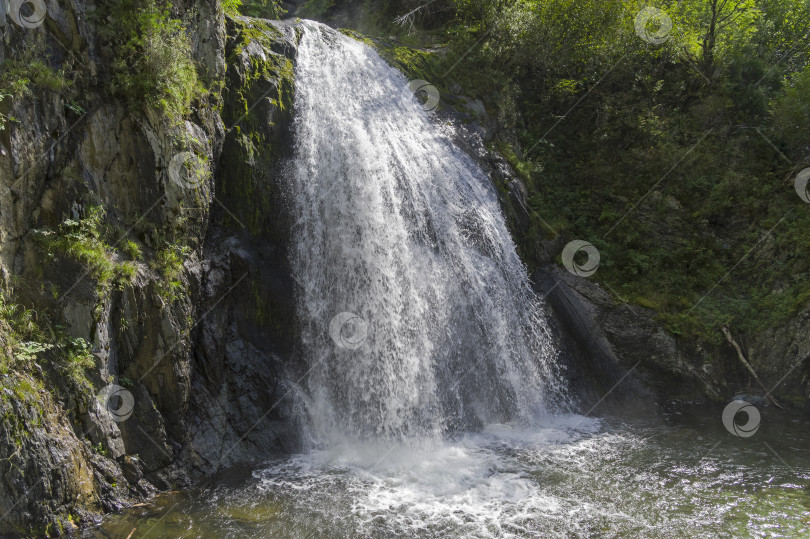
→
(122, 240, 143, 261)
(300, 0, 334, 18)
(0, 295, 95, 388)
(0, 90, 13, 132)
(44, 207, 116, 286)
(0, 299, 42, 344)
(151, 242, 189, 303)
(0, 60, 69, 96)
(107, 0, 205, 121)
(224, 0, 286, 18)
(0, 38, 69, 133)
(222, 0, 242, 16)
(62, 337, 95, 388)
(115, 262, 138, 286)
(0, 36, 70, 97)
(39, 206, 137, 301)
(772, 65, 810, 154)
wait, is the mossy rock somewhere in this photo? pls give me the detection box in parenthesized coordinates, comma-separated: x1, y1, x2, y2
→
(218, 16, 299, 243)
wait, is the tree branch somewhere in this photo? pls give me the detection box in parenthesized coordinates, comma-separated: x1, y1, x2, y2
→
(721, 326, 784, 409)
(394, 1, 436, 29)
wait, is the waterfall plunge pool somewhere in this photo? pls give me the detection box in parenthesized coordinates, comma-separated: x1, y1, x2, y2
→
(93, 406, 810, 538)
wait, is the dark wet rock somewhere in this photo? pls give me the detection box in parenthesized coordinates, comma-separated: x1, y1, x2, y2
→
(121, 455, 143, 485)
(532, 263, 809, 414)
(186, 230, 306, 475)
(179, 15, 305, 476)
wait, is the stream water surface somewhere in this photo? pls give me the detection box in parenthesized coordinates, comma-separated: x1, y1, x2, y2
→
(94, 407, 809, 538)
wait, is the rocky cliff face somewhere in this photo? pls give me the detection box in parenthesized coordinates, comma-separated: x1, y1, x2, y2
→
(184, 16, 306, 477)
(0, 2, 302, 534)
(535, 265, 810, 413)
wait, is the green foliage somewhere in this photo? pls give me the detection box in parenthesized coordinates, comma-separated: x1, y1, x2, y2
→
(224, 0, 285, 18)
(0, 294, 95, 390)
(0, 61, 70, 96)
(0, 90, 16, 132)
(44, 207, 116, 287)
(772, 64, 810, 154)
(223, 0, 243, 16)
(92, 442, 109, 457)
(15, 342, 54, 363)
(0, 300, 43, 345)
(65, 101, 86, 116)
(105, 0, 205, 121)
(0, 42, 69, 131)
(755, 0, 810, 73)
(122, 240, 143, 261)
(364, 0, 810, 344)
(62, 337, 95, 388)
(301, 0, 335, 18)
(115, 262, 138, 287)
(151, 242, 189, 303)
(665, 0, 760, 70)
(38, 206, 137, 308)
(0, 36, 70, 97)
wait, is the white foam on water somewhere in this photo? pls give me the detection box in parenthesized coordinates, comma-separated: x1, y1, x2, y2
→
(252, 416, 616, 537)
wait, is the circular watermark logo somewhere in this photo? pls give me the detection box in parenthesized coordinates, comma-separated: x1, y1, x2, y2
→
(722, 400, 760, 438)
(328, 312, 368, 350)
(96, 384, 135, 422)
(168, 151, 208, 190)
(8, 0, 47, 29)
(794, 167, 810, 203)
(634, 7, 673, 45)
(404, 79, 440, 112)
(562, 240, 600, 277)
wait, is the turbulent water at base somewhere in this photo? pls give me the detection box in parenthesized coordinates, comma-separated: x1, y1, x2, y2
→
(95, 409, 810, 538)
(288, 21, 565, 444)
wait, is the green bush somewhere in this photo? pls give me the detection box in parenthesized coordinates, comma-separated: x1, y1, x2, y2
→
(222, 0, 242, 16)
(62, 337, 95, 389)
(772, 64, 810, 154)
(44, 207, 116, 286)
(39, 206, 137, 304)
(0, 295, 95, 389)
(224, 0, 285, 18)
(0, 298, 42, 372)
(151, 242, 189, 303)
(108, 0, 205, 121)
(0, 36, 70, 133)
(0, 36, 70, 98)
(300, 0, 334, 18)
(122, 240, 143, 261)
(0, 90, 13, 132)
(115, 262, 138, 286)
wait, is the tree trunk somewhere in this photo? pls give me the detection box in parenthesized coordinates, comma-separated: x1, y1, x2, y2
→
(702, 0, 718, 73)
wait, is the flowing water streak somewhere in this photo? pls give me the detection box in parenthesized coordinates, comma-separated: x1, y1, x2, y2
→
(288, 21, 568, 444)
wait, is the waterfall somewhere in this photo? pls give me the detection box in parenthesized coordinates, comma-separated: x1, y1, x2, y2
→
(287, 21, 567, 444)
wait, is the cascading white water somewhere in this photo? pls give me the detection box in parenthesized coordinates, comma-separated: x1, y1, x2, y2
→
(288, 21, 568, 444)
